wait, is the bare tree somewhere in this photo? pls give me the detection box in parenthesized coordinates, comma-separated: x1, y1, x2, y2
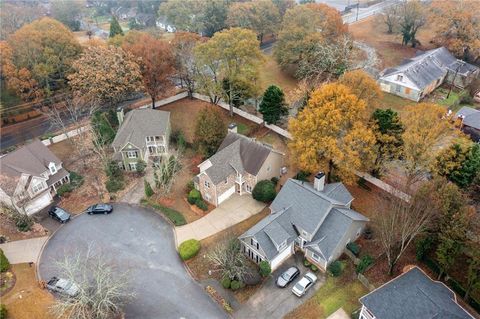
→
(380, 4, 399, 34)
(156, 154, 182, 194)
(207, 238, 251, 281)
(50, 244, 134, 319)
(398, 0, 426, 47)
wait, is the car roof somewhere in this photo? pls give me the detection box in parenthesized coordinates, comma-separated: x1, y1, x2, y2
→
(305, 272, 317, 281)
(297, 277, 310, 287)
(285, 267, 298, 275)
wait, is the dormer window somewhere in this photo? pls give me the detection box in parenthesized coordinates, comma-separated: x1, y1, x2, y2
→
(49, 162, 57, 174)
(396, 75, 403, 82)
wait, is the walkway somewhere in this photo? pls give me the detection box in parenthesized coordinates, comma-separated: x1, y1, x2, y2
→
(0, 237, 48, 264)
(175, 194, 266, 246)
(120, 164, 155, 204)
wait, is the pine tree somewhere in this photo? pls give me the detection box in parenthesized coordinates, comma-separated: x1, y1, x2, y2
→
(144, 179, 154, 197)
(259, 85, 288, 125)
(109, 16, 124, 38)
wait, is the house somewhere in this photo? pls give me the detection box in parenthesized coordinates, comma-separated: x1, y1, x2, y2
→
(378, 47, 480, 101)
(359, 266, 475, 319)
(112, 108, 170, 171)
(239, 173, 369, 271)
(456, 106, 480, 142)
(0, 140, 70, 215)
(195, 132, 284, 206)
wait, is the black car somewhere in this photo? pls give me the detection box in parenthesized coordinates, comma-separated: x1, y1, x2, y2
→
(86, 203, 113, 215)
(276, 266, 300, 288)
(48, 206, 71, 223)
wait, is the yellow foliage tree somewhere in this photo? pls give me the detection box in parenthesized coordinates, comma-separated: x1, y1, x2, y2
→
(288, 83, 376, 183)
(338, 70, 383, 110)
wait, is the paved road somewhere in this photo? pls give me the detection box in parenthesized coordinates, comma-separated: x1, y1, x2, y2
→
(38, 204, 227, 319)
(0, 237, 49, 264)
(343, 0, 399, 24)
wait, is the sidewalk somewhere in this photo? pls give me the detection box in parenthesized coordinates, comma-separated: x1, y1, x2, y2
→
(120, 165, 155, 204)
(0, 237, 49, 264)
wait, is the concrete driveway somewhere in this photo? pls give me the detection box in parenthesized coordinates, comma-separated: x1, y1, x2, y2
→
(235, 254, 325, 319)
(0, 237, 48, 264)
(38, 203, 227, 319)
(175, 194, 266, 246)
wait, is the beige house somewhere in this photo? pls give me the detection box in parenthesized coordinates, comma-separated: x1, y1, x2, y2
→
(195, 133, 284, 206)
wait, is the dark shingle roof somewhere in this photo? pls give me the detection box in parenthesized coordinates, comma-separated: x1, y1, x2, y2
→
(360, 267, 474, 319)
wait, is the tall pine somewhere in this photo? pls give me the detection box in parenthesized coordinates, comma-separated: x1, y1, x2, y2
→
(109, 16, 124, 38)
(259, 85, 288, 125)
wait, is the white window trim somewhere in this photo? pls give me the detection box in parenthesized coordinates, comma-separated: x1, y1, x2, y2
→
(49, 162, 57, 174)
(31, 181, 46, 194)
(127, 151, 138, 158)
(129, 162, 137, 171)
(204, 180, 210, 188)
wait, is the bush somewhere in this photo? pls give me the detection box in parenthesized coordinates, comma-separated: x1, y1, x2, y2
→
(347, 242, 360, 256)
(105, 177, 124, 193)
(356, 255, 374, 274)
(69, 171, 84, 188)
(294, 170, 311, 182)
(195, 199, 208, 211)
(221, 277, 231, 289)
(327, 260, 344, 277)
(15, 214, 33, 232)
(56, 183, 74, 196)
(186, 180, 195, 193)
(270, 177, 279, 186)
(144, 180, 154, 197)
(188, 189, 202, 205)
(303, 259, 311, 267)
(259, 261, 271, 277)
(0, 249, 10, 272)
(0, 304, 6, 319)
(230, 280, 241, 291)
(460, 94, 474, 105)
(178, 239, 201, 261)
(141, 199, 187, 226)
(415, 236, 433, 261)
(136, 160, 147, 175)
(252, 180, 276, 203)
(106, 160, 122, 178)
(310, 264, 318, 272)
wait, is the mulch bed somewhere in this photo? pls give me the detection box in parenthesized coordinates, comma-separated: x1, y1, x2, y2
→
(0, 269, 17, 297)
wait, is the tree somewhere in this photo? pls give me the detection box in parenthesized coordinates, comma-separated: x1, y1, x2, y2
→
(123, 33, 175, 108)
(252, 180, 277, 203)
(51, 0, 84, 31)
(109, 15, 124, 38)
(259, 85, 288, 124)
(227, 0, 281, 43)
(157, 154, 182, 194)
(288, 83, 376, 183)
(144, 179, 154, 197)
(431, 0, 480, 62)
(272, 0, 296, 18)
(338, 70, 383, 109)
(68, 45, 143, 108)
(194, 107, 227, 158)
(172, 32, 201, 98)
(0, 2, 44, 40)
(208, 238, 251, 282)
(194, 28, 263, 115)
(51, 245, 134, 319)
(158, 0, 204, 34)
(401, 103, 451, 189)
(201, 0, 229, 37)
(370, 109, 404, 177)
(379, 4, 399, 34)
(397, 0, 426, 47)
(4, 18, 82, 100)
(91, 110, 118, 146)
(465, 248, 480, 302)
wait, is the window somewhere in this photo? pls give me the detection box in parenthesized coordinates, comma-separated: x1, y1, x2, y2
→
(251, 238, 259, 249)
(204, 180, 210, 188)
(311, 252, 320, 261)
(302, 230, 308, 237)
(278, 241, 286, 250)
(246, 184, 252, 193)
(146, 136, 154, 142)
(127, 151, 138, 158)
(396, 75, 403, 81)
(129, 163, 137, 171)
(267, 165, 271, 172)
(395, 84, 402, 93)
(31, 181, 45, 194)
(49, 162, 57, 174)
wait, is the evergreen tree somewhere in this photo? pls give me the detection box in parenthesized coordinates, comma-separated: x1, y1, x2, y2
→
(109, 16, 124, 38)
(259, 85, 288, 125)
(434, 143, 480, 188)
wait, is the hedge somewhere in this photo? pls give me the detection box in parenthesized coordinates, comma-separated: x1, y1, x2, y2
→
(140, 199, 187, 226)
(252, 180, 276, 203)
(0, 249, 9, 272)
(259, 261, 271, 277)
(327, 260, 344, 277)
(179, 239, 201, 261)
(195, 199, 208, 211)
(188, 189, 202, 205)
(347, 242, 360, 256)
(356, 255, 374, 274)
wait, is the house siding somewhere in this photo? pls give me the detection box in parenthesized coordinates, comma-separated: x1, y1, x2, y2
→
(215, 173, 237, 204)
(240, 238, 268, 265)
(256, 151, 283, 182)
(198, 173, 217, 205)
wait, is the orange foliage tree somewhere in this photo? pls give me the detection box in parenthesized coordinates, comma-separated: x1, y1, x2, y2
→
(338, 70, 383, 110)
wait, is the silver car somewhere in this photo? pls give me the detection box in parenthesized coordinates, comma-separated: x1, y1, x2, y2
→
(276, 266, 300, 288)
(292, 272, 317, 297)
(46, 277, 79, 297)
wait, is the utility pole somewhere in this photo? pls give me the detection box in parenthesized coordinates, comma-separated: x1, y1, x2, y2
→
(356, 0, 360, 22)
(447, 61, 465, 99)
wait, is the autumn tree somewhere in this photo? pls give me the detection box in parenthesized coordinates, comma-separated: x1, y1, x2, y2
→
(172, 32, 201, 98)
(202, 0, 229, 37)
(3, 18, 82, 100)
(194, 107, 227, 158)
(431, 0, 480, 62)
(158, 0, 205, 34)
(109, 16, 124, 38)
(0, 2, 44, 40)
(338, 70, 383, 109)
(402, 103, 451, 189)
(227, 0, 281, 43)
(379, 3, 399, 34)
(397, 0, 426, 47)
(51, 0, 84, 31)
(259, 85, 288, 125)
(68, 45, 142, 108)
(194, 28, 263, 115)
(288, 83, 376, 183)
(272, 0, 296, 18)
(465, 248, 480, 302)
(123, 33, 175, 108)
(370, 109, 404, 177)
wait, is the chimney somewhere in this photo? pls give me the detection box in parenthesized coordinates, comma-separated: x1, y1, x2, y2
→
(228, 123, 237, 134)
(116, 107, 124, 125)
(314, 172, 325, 192)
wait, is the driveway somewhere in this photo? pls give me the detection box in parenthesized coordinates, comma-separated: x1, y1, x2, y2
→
(235, 254, 325, 319)
(38, 203, 227, 319)
(0, 237, 48, 264)
(175, 194, 266, 246)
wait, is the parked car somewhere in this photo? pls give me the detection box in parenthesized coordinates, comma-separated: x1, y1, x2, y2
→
(48, 206, 71, 223)
(46, 276, 79, 297)
(86, 203, 113, 215)
(276, 266, 300, 288)
(292, 272, 317, 297)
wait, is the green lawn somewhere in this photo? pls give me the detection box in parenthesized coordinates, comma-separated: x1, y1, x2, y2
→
(237, 122, 251, 135)
(258, 54, 298, 93)
(378, 92, 414, 113)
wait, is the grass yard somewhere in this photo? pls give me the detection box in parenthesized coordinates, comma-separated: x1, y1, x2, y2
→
(1, 264, 55, 319)
(258, 54, 298, 94)
(378, 92, 415, 113)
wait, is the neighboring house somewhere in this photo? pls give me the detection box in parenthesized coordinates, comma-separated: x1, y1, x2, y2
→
(239, 174, 369, 271)
(112, 108, 170, 172)
(0, 140, 70, 215)
(195, 132, 284, 206)
(456, 106, 480, 142)
(378, 47, 480, 101)
(359, 266, 475, 319)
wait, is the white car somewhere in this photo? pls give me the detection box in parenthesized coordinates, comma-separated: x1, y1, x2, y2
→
(46, 277, 79, 297)
(292, 272, 317, 297)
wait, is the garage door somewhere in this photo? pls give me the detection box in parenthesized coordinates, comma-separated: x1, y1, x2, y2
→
(270, 244, 293, 271)
(217, 186, 235, 205)
(24, 191, 52, 215)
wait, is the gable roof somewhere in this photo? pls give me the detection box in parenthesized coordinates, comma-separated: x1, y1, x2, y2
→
(112, 109, 170, 150)
(0, 140, 61, 196)
(457, 106, 480, 130)
(204, 133, 278, 184)
(360, 267, 474, 319)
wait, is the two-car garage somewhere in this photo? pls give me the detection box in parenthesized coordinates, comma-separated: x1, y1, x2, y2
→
(217, 186, 236, 205)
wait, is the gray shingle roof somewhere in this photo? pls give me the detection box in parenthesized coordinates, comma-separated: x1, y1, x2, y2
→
(360, 267, 474, 319)
(323, 183, 354, 205)
(457, 106, 480, 130)
(112, 109, 170, 150)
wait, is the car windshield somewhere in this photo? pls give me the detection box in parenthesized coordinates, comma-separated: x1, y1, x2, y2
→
(294, 282, 304, 291)
(56, 208, 68, 218)
(282, 272, 291, 280)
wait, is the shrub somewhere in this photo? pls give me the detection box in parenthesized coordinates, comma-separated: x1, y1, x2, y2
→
(415, 236, 433, 261)
(230, 280, 241, 290)
(195, 199, 208, 211)
(136, 160, 147, 175)
(144, 180, 154, 197)
(0, 304, 6, 319)
(105, 177, 124, 193)
(179, 239, 201, 260)
(294, 170, 311, 182)
(140, 199, 187, 226)
(0, 249, 10, 272)
(188, 189, 201, 205)
(186, 180, 195, 193)
(270, 177, 279, 186)
(252, 180, 276, 203)
(327, 260, 344, 277)
(356, 255, 374, 274)
(15, 214, 33, 232)
(105, 160, 122, 178)
(69, 171, 84, 188)
(56, 183, 74, 196)
(310, 264, 318, 272)
(347, 242, 360, 256)
(460, 94, 474, 105)
(303, 259, 311, 267)
(259, 261, 271, 277)
(221, 277, 231, 289)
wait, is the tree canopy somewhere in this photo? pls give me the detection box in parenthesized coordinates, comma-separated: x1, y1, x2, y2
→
(259, 85, 288, 125)
(51, 0, 84, 31)
(338, 70, 383, 109)
(194, 107, 227, 158)
(172, 32, 202, 98)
